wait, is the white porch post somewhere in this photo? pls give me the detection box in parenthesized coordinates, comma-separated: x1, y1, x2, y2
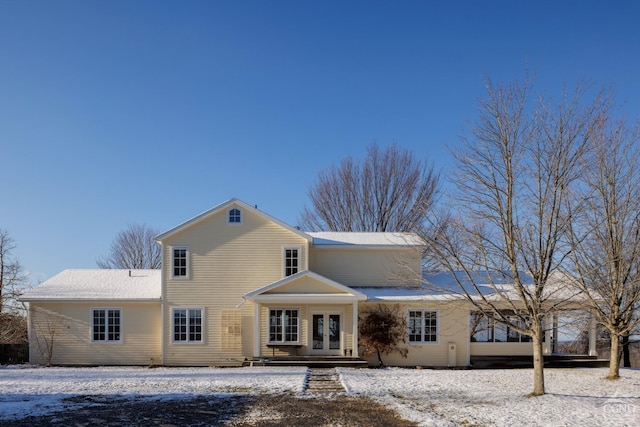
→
(352, 300, 359, 357)
(543, 315, 552, 355)
(589, 311, 598, 356)
(253, 302, 261, 358)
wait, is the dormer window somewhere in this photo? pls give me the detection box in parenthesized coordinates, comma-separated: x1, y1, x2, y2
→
(228, 208, 242, 224)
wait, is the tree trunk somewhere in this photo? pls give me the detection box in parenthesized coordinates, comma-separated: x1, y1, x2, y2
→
(608, 333, 620, 379)
(376, 348, 384, 367)
(531, 328, 545, 396)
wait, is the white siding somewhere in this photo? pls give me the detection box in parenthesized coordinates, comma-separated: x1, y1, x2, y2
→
(360, 301, 470, 367)
(161, 204, 310, 366)
(309, 248, 421, 287)
(28, 302, 161, 366)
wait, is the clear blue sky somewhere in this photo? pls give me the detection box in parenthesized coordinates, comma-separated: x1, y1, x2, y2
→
(1, 1, 639, 283)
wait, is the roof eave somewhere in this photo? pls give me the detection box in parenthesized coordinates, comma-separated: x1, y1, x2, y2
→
(155, 198, 312, 243)
(20, 297, 162, 303)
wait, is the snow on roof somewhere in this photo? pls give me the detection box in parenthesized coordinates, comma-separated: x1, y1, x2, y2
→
(307, 232, 424, 247)
(20, 269, 161, 301)
(355, 285, 459, 302)
(358, 271, 542, 302)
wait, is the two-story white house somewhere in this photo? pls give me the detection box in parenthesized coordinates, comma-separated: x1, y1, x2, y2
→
(21, 199, 599, 367)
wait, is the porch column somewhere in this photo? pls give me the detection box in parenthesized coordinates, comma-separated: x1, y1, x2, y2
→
(588, 311, 598, 356)
(543, 315, 552, 355)
(552, 313, 559, 353)
(352, 300, 359, 357)
(253, 302, 260, 358)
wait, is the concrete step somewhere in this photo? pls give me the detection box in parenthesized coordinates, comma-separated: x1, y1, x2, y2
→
(304, 368, 346, 394)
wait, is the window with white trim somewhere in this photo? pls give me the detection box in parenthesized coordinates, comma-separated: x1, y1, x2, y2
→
(172, 246, 189, 278)
(269, 308, 299, 343)
(92, 308, 121, 342)
(173, 308, 203, 343)
(284, 247, 300, 276)
(228, 208, 242, 224)
(408, 310, 438, 343)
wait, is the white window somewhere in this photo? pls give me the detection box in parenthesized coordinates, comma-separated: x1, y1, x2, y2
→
(269, 308, 299, 343)
(284, 247, 300, 276)
(92, 308, 121, 342)
(172, 308, 203, 343)
(228, 208, 242, 224)
(172, 246, 189, 278)
(408, 310, 438, 343)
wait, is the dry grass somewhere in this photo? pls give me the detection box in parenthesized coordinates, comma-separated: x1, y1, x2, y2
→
(8, 394, 418, 426)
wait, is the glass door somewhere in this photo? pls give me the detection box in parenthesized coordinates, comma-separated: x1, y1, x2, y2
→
(311, 313, 342, 355)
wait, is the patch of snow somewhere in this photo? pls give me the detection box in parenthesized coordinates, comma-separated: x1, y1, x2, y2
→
(307, 232, 424, 246)
(0, 365, 306, 420)
(338, 367, 640, 426)
(1, 365, 638, 426)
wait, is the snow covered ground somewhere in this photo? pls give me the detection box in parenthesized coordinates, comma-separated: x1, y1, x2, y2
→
(0, 365, 638, 426)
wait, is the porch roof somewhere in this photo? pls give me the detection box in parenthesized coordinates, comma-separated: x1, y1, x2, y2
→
(244, 270, 367, 303)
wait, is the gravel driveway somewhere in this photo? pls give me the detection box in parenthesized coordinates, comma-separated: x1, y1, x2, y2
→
(4, 394, 418, 426)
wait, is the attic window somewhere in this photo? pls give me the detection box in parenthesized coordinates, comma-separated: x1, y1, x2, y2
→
(228, 208, 242, 224)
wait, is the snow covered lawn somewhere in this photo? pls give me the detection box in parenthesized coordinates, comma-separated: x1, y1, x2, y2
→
(1, 365, 639, 426)
(339, 367, 640, 426)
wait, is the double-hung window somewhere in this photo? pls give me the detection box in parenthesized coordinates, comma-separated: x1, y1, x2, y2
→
(92, 308, 121, 342)
(284, 248, 300, 276)
(269, 308, 299, 343)
(408, 310, 438, 343)
(172, 246, 189, 278)
(173, 308, 203, 343)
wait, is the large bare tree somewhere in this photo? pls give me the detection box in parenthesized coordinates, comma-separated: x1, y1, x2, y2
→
(97, 223, 161, 269)
(0, 229, 28, 314)
(299, 142, 439, 232)
(568, 117, 640, 379)
(426, 76, 609, 396)
(0, 229, 29, 343)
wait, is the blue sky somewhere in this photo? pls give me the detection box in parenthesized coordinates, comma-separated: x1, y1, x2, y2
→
(1, 1, 639, 283)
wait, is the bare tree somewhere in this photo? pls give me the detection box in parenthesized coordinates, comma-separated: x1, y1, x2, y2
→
(299, 142, 439, 232)
(0, 229, 28, 313)
(568, 118, 640, 379)
(30, 306, 65, 366)
(0, 312, 27, 344)
(359, 304, 408, 367)
(426, 76, 608, 396)
(97, 224, 161, 269)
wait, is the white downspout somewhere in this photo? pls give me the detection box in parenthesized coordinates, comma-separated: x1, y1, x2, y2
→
(253, 302, 261, 358)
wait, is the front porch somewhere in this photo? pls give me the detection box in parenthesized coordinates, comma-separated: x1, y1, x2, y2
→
(243, 356, 369, 368)
(244, 270, 367, 360)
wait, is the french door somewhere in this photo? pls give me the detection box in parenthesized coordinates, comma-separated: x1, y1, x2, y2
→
(311, 313, 342, 355)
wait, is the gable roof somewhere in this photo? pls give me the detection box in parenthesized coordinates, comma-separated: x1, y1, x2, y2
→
(155, 198, 312, 242)
(19, 269, 161, 302)
(244, 270, 367, 303)
(307, 232, 424, 247)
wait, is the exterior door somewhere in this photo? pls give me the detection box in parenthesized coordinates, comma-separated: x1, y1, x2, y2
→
(311, 313, 342, 355)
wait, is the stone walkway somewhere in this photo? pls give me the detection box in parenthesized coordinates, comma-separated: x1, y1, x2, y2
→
(305, 368, 346, 394)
